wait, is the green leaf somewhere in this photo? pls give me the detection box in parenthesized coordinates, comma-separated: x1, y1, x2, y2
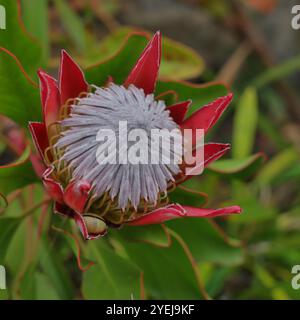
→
(208, 153, 265, 179)
(21, 0, 49, 61)
(0, 217, 22, 263)
(18, 266, 61, 300)
(156, 80, 228, 113)
(118, 224, 171, 248)
(0, 146, 38, 203)
(169, 179, 208, 208)
(167, 219, 243, 266)
(231, 181, 276, 223)
(0, 50, 41, 125)
(0, 0, 42, 126)
(85, 32, 149, 86)
(84, 27, 204, 80)
(39, 239, 75, 300)
(232, 87, 258, 159)
(35, 272, 60, 300)
(117, 235, 203, 299)
(256, 148, 299, 187)
(85, 30, 224, 112)
(0, 0, 43, 76)
(54, 0, 87, 53)
(82, 241, 141, 299)
(160, 37, 204, 80)
(253, 55, 300, 89)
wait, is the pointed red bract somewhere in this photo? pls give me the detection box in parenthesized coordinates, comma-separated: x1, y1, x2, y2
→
(42, 166, 64, 203)
(168, 100, 191, 124)
(63, 180, 91, 214)
(182, 205, 242, 218)
(37, 70, 61, 132)
(127, 204, 241, 226)
(28, 122, 49, 162)
(59, 50, 88, 104)
(203, 143, 231, 167)
(30, 154, 47, 178)
(124, 31, 161, 94)
(178, 143, 231, 182)
(181, 94, 233, 142)
(127, 204, 185, 226)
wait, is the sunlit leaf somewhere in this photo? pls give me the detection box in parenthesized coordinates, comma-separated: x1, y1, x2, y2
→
(208, 153, 265, 179)
(84, 27, 204, 80)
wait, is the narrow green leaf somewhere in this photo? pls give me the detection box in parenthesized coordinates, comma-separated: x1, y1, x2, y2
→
(208, 153, 265, 179)
(54, 0, 87, 53)
(256, 148, 299, 187)
(253, 55, 300, 89)
(232, 87, 258, 159)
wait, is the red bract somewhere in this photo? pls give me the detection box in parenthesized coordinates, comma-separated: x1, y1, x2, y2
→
(29, 31, 241, 240)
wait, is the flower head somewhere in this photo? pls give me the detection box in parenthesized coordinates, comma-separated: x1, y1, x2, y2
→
(29, 31, 241, 240)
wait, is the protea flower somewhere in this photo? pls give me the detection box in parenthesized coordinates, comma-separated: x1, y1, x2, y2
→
(29, 31, 241, 240)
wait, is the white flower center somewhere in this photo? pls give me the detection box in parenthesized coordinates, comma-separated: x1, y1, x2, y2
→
(56, 84, 181, 209)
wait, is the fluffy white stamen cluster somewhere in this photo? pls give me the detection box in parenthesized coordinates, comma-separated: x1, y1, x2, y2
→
(55, 84, 182, 210)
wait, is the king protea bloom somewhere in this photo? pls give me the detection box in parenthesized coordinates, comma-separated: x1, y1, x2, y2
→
(29, 31, 241, 240)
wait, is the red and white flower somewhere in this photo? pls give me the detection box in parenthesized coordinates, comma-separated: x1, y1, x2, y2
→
(29, 31, 241, 240)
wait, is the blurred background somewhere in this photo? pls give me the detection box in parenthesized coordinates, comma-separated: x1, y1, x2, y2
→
(1, 0, 300, 300)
